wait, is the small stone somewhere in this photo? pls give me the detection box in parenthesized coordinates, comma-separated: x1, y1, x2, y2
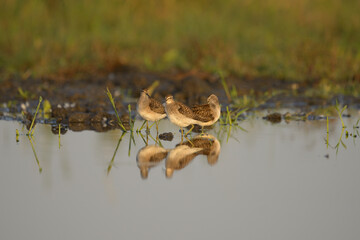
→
(264, 112, 282, 123)
(159, 132, 174, 141)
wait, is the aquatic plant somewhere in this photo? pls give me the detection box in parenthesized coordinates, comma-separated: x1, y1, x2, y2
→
(42, 99, 52, 119)
(219, 106, 247, 126)
(106, 88, 126, 131)
(16, 129, 19, 143)
(107, 132, 126, 175)
(58, 124, 61, 149)
(28, 136, 42, 173)
(226, 106, 232, 125)
(335, 100, 347, 128)
(18, 87, 33, 100)
(27, 96, 42, 136)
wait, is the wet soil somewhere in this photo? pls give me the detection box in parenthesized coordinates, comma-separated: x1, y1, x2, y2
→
(1, 66, 360, 132)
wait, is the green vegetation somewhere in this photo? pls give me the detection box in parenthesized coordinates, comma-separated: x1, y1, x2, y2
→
(107, 132, 126, 175)
(27, 96, 42, 136)
(106, 87, 126, 131)
(1, 0, 359, 84)
(28, 136, 42, 173)
(335, 101, 347, 128)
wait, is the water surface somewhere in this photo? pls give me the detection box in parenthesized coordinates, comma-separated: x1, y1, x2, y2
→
(0, 114, 359, 240)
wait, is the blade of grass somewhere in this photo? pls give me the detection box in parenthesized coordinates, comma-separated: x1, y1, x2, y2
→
(107, 131, 126, 175)
(28, 96, 42, 136)
(106, 88, 126, 131)
(128, 104, 134, 132)
(226, 106, 232, 125)
(234, 108, 248, 123)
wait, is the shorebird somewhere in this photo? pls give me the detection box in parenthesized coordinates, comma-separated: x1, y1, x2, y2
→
(137, 89, 166, 131)
(164, 95, 199, 137)
(191, 94, 221, 133)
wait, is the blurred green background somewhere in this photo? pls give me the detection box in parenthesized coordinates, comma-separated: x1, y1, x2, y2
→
(1, 0, 359, 83)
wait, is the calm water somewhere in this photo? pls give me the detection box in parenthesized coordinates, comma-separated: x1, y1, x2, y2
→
(0, 113, 360, 240)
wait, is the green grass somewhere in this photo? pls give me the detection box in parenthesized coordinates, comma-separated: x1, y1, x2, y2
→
(27, 96, 42, 136)
(1, 0, 360, 84)
(106, 88, 126, 131)
(335, 101, 347, 128)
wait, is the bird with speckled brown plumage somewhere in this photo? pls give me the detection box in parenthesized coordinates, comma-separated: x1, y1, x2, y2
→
(137, 89, 166, 132)
(191, 94, 221, 133)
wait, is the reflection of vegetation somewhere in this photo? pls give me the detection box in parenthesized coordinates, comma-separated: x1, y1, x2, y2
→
(28, 136, 42, 173)
(334, 128, 347, 154)
(58, 124, 61, 149)
(216, 120, 247, 144)
(326, 103, 358, 154)
(107, 132, 126, 175)
(16, 129, 19, 143)
(335, 101, 347, 128)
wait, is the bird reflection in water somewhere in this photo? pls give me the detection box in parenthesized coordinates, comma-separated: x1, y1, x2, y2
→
(165, 134, 221, 178)
(136, 145, 168, 179)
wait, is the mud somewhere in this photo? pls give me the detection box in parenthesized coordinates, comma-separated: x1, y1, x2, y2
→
(1, 66, 360, 132)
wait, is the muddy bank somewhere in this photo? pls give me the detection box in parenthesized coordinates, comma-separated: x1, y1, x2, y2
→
(1, 66, 360, 132)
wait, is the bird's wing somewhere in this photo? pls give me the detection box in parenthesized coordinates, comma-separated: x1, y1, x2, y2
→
(149, 98, 166, 114)
(191, 104, 214, 122)
(177, 102, 196, 119)
(149, 151, 168, 163)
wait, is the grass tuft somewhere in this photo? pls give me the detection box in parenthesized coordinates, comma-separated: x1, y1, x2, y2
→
(106, 88, 126, 131)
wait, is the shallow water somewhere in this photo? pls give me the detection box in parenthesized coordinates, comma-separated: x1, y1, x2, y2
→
(0, 113, 360, 240)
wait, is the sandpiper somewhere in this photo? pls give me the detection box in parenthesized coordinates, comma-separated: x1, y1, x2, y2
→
(164, 95, 199, 137)
(137, 89, 166, 131)
(191, 94, 221, 132)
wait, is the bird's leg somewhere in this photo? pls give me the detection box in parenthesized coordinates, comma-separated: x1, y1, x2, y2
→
(184, 135, 194, 147)
(201, 126, 204, 134)
(185, 124, 194, 136)
(155, 121, 159, 132)
(180, 128, 184, 143)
